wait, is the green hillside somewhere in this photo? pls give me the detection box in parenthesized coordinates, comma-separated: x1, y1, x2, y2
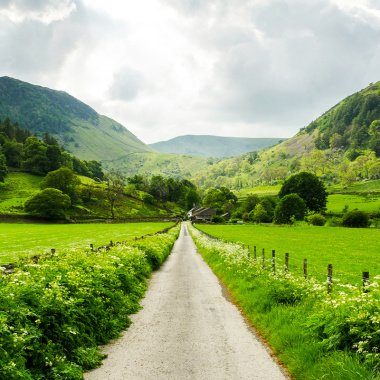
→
(149, 135, 286, 158)
(190, 82, 380, 192)
(0, 171, 177, 220)
(0, 76, 155, 162)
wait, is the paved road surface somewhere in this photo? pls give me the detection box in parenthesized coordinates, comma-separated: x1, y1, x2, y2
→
(85, 223, 288, 380)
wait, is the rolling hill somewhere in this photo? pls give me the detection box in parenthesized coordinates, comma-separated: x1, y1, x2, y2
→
(0, 76, 155, 161)
(189, 81, 380, 191)
(149, 135, 286, 158)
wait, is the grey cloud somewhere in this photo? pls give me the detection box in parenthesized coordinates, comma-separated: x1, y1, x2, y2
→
(109, 68, 145, 102)
(198, 0, 380, 128)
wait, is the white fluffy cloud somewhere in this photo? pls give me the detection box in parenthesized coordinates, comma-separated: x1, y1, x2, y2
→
(1, 0, 380, 143)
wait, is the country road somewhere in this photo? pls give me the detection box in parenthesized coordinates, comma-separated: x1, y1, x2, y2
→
(85, 223, 289, 380)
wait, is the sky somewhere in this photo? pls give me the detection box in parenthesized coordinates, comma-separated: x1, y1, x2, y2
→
(1, 0, 380, 144)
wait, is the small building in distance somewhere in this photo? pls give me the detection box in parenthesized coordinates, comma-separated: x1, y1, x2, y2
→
(188, 206, 216, 222)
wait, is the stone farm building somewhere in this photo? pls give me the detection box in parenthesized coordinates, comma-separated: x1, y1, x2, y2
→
(188, 207, 216, 222)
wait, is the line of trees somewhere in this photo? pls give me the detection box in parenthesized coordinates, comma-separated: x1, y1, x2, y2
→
(0, 116, 104, 182)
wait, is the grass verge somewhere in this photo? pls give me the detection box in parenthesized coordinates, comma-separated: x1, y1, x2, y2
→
(189, 224, 380, 380)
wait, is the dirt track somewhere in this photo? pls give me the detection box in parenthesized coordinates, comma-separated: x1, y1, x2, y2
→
(85, 223, 289, 380)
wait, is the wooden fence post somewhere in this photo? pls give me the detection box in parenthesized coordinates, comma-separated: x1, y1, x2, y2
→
(110, 240, 113, 247)
(90, 244, 94, 252)
(327, 264, 333, 294)
(248, 245, 250, 260)
(363, 271, 370, 292)
(262, 248, 265, 270)
(285, 253, 289, 273)
(303, 259, 307, 280)
(254, 246, 257, 264)
(272, 250, 275, 275)
(51, 248, 55, 254)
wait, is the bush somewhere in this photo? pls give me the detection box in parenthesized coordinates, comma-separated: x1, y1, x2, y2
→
(211, 215, 224, 223)
(342, 210, 370, 228)
(308, 213, 326, 226)
(141, 193, 154, 204)
(274, 193, 307, 224)
(329, 217, 342, 227)
(24, 188, 71, 219)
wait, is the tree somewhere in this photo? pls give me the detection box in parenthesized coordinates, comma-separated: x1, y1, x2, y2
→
(0, 150, 8, 182)
(21, 137, 49, 174)
(342, 210, 370, 228)
(24, 188, 71, 219)
(185, 188, 201, 211)
(104, 171, 125, 219)
(40, 167, 80, 203)
(251, 203, 267, 223)
(278, 171, 327, 212)
(274, 193, 307, 224)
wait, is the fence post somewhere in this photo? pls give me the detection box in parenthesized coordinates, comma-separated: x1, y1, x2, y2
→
(363, 271, 370, 292)
(51, 248, 55, 255)
(110, 240, 113, 247)
(90, 244, 94, 252)
(303, 259, 307, 280)
(327, 264, 333, 294)
(248, 245, 250, 260)
(285, 253, 289, 273)
(272, 250, 275, 275)
(254, 246, 257, 264)
(243, 244, 245, 250)
(262, 248, 265, 270)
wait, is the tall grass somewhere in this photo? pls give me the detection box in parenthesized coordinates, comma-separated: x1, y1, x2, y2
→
(189, 224, 380, 379)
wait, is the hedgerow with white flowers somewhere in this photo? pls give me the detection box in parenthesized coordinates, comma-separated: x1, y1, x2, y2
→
(0, 225, 180, 380)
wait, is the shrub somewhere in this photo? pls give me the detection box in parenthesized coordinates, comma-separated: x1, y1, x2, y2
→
(342, 210, 370, 228)
(141, 193, 154, 204)
(24, 188, 71, 219)
(329, 217, 342, 227)
(211, 215, 224, 223)
(274, 193, 307, 224)
(308, 213, 326, 226)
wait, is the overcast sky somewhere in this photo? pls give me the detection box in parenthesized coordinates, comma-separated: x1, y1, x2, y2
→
(1, 0, 380, 144)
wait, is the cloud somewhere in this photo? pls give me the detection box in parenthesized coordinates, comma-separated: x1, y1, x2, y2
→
(1, 0, 380, 144)
(108, 67, 145, 101)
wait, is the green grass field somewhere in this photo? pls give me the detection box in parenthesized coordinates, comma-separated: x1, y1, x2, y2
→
(0, 222, 174, 264)
(196, 224, 380, 285)
(327, 193, 380, 213)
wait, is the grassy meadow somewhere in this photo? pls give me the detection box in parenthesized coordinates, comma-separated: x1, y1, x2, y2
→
(0, 222, 174, 264)
(326, 193, 380, 213)
(196, 224, 380, 285)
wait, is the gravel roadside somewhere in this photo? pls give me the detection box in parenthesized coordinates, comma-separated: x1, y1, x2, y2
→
(84, 223, 289, 380)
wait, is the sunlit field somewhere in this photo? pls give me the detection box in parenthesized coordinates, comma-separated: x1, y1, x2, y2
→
(0, 222, 174, 264)
(196, 224, 380, 285)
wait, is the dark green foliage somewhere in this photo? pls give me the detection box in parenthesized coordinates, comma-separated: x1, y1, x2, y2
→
(307, 213, 326, 226)
(24, 188, 71, 218)
(342, 209, 370, 228)
(0, 149, 8, 182)
(141, 193, 154, 204)
(21, 136, 50, 174)
(239, 194, 260, 214)
(274, 193, 307, 224)
(279, 171, 327, 212)
(211, 215, 224, 223)
(40, 167, 80, 203)
(185, 188, 201, 211)
(203, 187, 237, 210)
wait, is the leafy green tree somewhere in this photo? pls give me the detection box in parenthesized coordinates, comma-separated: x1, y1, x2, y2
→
(40, 167, 80, 203)
(21, 136, 49, 174)
(24, 188, 71, 219)
(251, 203, 267, 223)
(239, 194, 260, 214)
(86, 160, 104, 180)
(128, 175, 148, 191)
(104, 171, 126, 219)
(279, 171, 327, 212)
(274, 193, 307, 224)
(203, 188, 227, 209)
(3, 140, 22, 167)
(185, 188, 201, 211)
(0, 149, 8, 182)
(46, 145, 62, 171)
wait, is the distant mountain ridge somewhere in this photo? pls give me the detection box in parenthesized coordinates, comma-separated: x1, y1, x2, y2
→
(0, 76, 155, 162)
(149, 135, 286, 158)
